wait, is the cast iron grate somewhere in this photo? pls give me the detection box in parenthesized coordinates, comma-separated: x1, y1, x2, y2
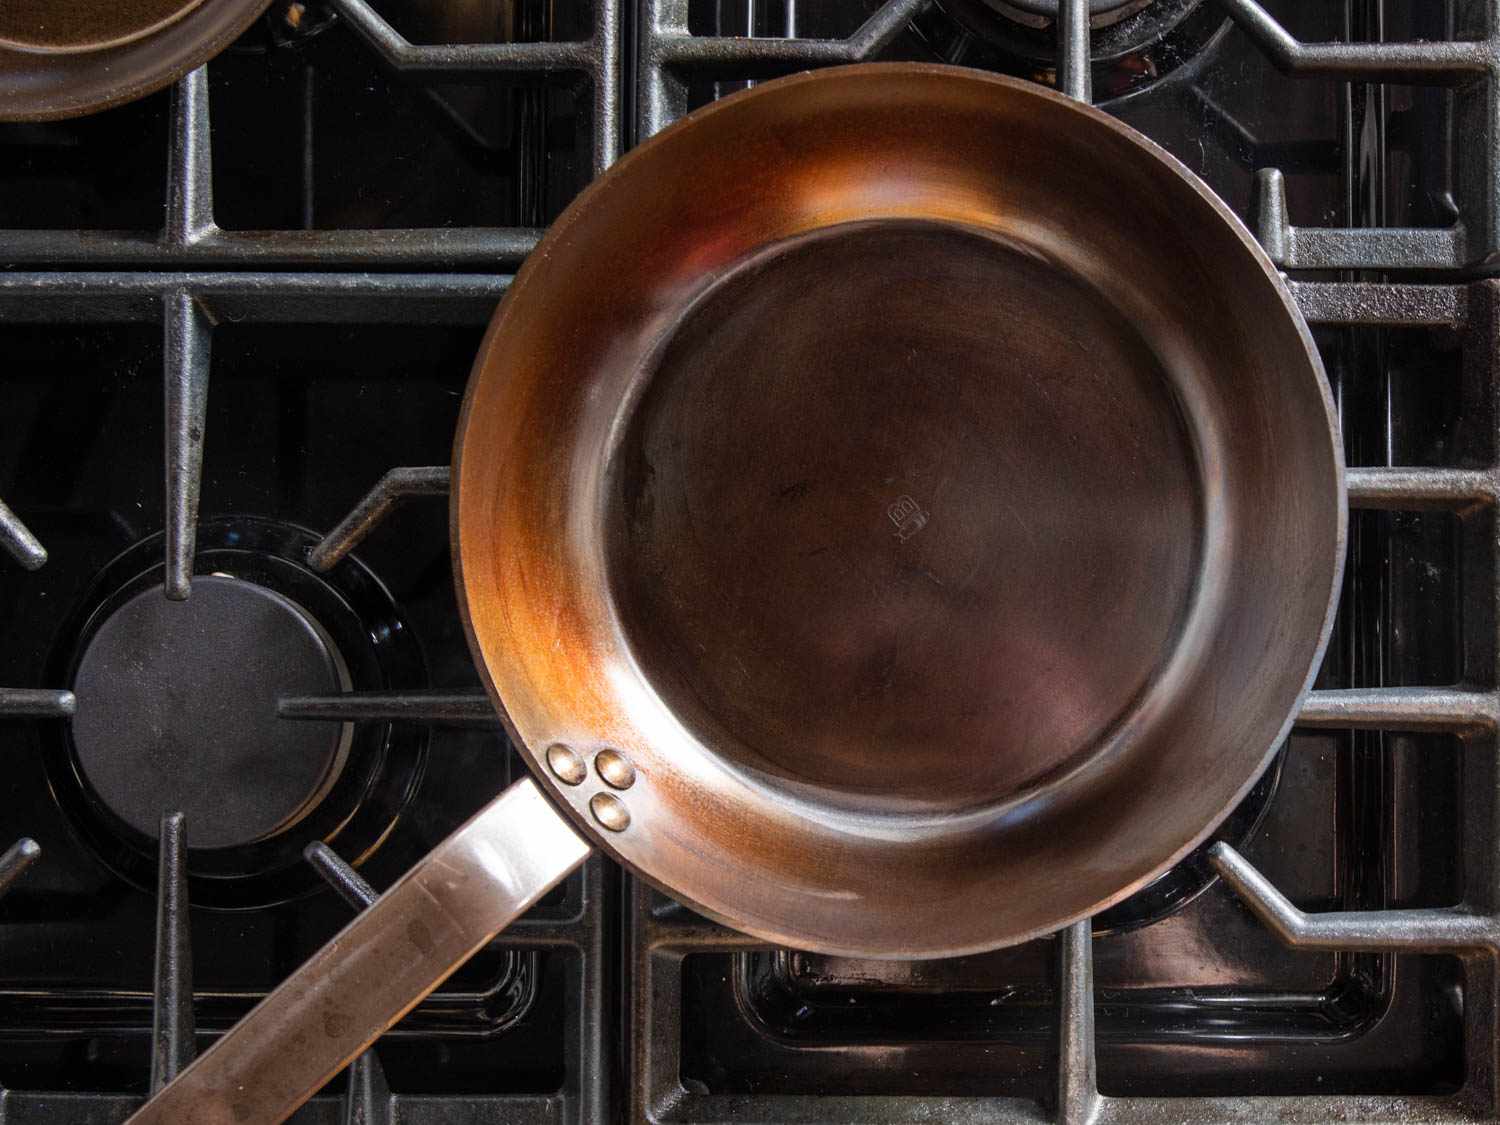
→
(1, 0, 1498, 1121)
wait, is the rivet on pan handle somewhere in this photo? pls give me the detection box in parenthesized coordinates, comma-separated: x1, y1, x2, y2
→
(125, 779, 591, 1125)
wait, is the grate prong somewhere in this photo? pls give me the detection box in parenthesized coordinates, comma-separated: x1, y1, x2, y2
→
(278, 691, 496, 724)
(331, 0, 593, 73)
(1216, 0, 1489, 81)
(0, 499, 46, 571)
(0, 839, 41, 899)
(1057, 918, 1099, 1125)
(1211, 843, 1497, 953)
(305, 842, 378, 910)
(150, 813, 195, 1094)
(1299, 687, 1498, 734)
(307, 467, 450, 573)
(304, 844, 391, 1125)
(162, 291, 213, 601)
(0, 689, 75, 718)
(1056, 0, 1091, 104)
(164, 68, 215, 248)
(1290, 280, 1467, 327)
(342, 1049, 392, 1125)
(1346, 466, 1496, 512)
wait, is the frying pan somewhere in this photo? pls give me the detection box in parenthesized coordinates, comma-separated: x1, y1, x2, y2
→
(131, 63, 1345, 1124)
(0, 0, 273, 122)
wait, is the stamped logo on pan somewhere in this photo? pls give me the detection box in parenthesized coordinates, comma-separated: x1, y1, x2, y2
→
(887, 495, 928, 542)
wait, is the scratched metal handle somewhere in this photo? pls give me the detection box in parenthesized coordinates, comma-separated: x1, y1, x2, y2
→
(126, 779, 592, 1125)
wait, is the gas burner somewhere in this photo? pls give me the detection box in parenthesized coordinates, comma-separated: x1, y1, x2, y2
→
(70, 575, 351, 850)
(1092, 747, 1283, 934)
(922, 0, 1226, 100)
(45, 517, 427, 909)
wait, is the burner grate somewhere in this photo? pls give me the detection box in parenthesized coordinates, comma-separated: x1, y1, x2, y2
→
(0, 261, 609, 1119)
(0, 0, 618, 270)
(1225, 0, 1497, 272)
(2, 0, 1498, 1120)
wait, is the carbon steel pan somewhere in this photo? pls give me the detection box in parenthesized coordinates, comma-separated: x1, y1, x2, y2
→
(454, 63, 1345, 957)
(0, 0, 271, 121)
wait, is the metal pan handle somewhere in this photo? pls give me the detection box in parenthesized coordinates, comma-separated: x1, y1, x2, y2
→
(125, 778, 592, 1125)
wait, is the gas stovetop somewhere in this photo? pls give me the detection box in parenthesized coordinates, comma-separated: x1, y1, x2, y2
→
(0, 0, 1496, 1121)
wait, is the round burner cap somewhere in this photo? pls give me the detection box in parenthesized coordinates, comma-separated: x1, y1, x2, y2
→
(0, 0, 208, 54)
(70, 575, 350, 850)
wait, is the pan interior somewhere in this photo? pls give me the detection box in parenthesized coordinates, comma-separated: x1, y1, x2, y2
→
(606, 218, 1204, 811)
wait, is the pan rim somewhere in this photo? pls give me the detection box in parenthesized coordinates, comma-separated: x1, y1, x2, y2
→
(0, 0, 211, 56)
(0, 0, 272, 122)
(452, 62, 1348, 960)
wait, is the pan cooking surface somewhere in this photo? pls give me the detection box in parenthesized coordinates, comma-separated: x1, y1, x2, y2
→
(609, 219, 1202, 808)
